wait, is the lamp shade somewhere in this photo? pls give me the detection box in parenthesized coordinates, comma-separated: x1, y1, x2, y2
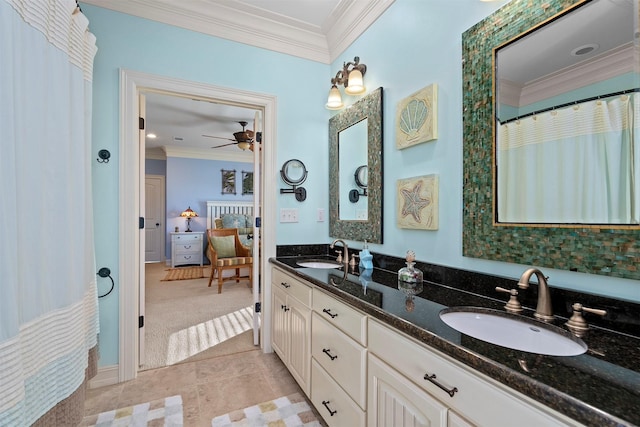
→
(325, 85, 344, 110)
(180, 206, 198, 218)
(345, 69, 365, 95)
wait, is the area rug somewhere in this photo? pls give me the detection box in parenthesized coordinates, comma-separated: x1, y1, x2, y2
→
(80, 395, 183, 426)
(161, 266, 206, 281)
(211, 393, 321, 427)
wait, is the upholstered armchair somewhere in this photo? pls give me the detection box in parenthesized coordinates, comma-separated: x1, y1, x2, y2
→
(206, 228, 253, 293)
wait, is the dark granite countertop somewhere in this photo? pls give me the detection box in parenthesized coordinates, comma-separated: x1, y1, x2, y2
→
(270, 255, 640, 427)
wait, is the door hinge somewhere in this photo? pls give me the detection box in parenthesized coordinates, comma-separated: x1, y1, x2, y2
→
(255, 302, 261, 313)
(139, 117, 145, 130)
(139, 217, 144, 229)
(139, 315, 144, 328)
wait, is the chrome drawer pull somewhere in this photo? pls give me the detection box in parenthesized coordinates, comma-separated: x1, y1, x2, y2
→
(322, 400, 337, 416)
(424, 373, 458, 397)
(280, 282, 291, 288)
(322, 308, 338, 318)
(183, 255, 192, 259)
(184, 245, 191, 249)
(322, 348, 338, 360)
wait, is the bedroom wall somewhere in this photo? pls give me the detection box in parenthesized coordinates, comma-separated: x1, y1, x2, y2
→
(165, 156, 253, 259)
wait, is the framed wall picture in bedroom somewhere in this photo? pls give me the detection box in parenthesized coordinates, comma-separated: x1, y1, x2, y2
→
(221, 169, 236, 195)
(242, 171, 253, 195)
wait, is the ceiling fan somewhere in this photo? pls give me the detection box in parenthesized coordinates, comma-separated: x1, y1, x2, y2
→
(203, 120, 255, 151)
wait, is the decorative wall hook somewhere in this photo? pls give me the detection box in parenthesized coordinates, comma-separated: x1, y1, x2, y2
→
(97, 149, 111, 163)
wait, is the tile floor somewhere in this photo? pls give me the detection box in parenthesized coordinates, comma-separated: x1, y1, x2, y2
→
(83, 348, 324, 426)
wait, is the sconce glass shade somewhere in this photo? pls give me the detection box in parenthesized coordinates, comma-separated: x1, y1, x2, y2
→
(180, 206, 198, 218)
(345, 69, 365, 95)
(326, 85, 344, 110)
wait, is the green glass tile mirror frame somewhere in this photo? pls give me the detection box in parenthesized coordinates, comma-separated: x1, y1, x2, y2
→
(462, 0, 640, 280)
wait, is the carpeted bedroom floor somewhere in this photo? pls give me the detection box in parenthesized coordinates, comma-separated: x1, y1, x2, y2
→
(142, 262, 257, 371)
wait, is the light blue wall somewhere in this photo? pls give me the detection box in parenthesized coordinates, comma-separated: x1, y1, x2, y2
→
(333, 0, 639, 303)
(83, 3, 330, 366)
(84, 0, 639, 367)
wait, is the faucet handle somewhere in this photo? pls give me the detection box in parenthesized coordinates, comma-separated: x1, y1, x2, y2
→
(495, 287, 523, 314)
(349, 253, 359, 267)
(335, 250, 343, 263)
(565, 303, 607, 338)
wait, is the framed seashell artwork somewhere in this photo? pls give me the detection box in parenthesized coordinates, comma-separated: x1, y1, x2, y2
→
(396, 174, 439, 230)
(396, 84, 438, 149)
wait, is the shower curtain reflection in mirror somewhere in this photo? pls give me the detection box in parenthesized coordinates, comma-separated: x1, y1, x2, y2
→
(497, 94, 639, 224)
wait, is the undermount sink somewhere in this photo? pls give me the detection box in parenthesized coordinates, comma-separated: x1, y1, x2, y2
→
(296, 259, 343, 269)
(439, 307, 587, 356)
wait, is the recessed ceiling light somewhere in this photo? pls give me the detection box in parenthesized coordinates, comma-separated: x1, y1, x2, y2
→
(146, 133, 157, 139)
(571, 43, 599, 56)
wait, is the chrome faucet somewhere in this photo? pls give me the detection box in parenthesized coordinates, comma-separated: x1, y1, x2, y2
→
(330, 239, 349, 268)
(517, 268, 554, 322)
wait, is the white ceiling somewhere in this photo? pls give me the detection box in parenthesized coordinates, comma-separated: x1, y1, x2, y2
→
(82, 0, 394, 160)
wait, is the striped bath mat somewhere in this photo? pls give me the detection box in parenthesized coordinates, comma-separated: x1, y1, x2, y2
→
(161, 267, 206, 281)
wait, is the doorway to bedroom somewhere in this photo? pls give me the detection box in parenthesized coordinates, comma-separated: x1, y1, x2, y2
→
(140, 91, 261, 371)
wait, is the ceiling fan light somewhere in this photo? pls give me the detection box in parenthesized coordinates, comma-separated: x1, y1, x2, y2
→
(326, 85, 344, 110)
(237, 141, 251, 150)
(345, 69, 365, 95)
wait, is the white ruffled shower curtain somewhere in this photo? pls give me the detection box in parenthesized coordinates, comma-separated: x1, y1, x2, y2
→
(0, 0, 99, 425)
(497, 94, 639, 224)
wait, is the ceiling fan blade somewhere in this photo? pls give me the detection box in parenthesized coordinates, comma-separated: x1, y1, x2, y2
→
(202, 134, 235, 141)
(211, 141, 239, 149)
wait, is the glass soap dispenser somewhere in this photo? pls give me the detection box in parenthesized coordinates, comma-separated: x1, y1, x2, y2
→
(398, 250, 423, 292)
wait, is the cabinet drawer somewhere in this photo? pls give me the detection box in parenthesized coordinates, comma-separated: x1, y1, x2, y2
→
(368, 320, 575, 427)
(311, 312, 367, 409)
(272, 268, 312, 307)
(311, 359, 365, 427)
(174, 243, 200, 254)
(313, 288, 367, 345)
(172, 234, 201, 243)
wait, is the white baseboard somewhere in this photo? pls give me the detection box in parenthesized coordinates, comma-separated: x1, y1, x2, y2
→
(89, 364, 119, 389)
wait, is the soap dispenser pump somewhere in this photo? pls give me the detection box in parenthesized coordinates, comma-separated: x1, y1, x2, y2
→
(359, 240, 374, 270)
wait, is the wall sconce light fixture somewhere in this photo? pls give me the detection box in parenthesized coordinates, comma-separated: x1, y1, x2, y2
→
(180, 206, 198, 232)
(326, 56, 367, 110)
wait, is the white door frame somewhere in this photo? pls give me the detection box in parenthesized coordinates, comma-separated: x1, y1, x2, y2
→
(119, 69, 277, 382)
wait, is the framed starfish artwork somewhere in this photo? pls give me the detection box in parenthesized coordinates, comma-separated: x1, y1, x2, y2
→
(397, 174, 439, 230)
(396, 84, 438, 150)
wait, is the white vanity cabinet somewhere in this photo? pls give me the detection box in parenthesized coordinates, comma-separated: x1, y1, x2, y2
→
(368, 319, 582, 427)
(310, 288, 368, 426)
(270, 264, 584, 427)
(271, 268, 312, 395)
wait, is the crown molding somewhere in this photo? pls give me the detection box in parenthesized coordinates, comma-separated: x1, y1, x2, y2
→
(81, 0, 394, 64)
(163, 146, 253, 162)
(326, 0, 395, 63)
